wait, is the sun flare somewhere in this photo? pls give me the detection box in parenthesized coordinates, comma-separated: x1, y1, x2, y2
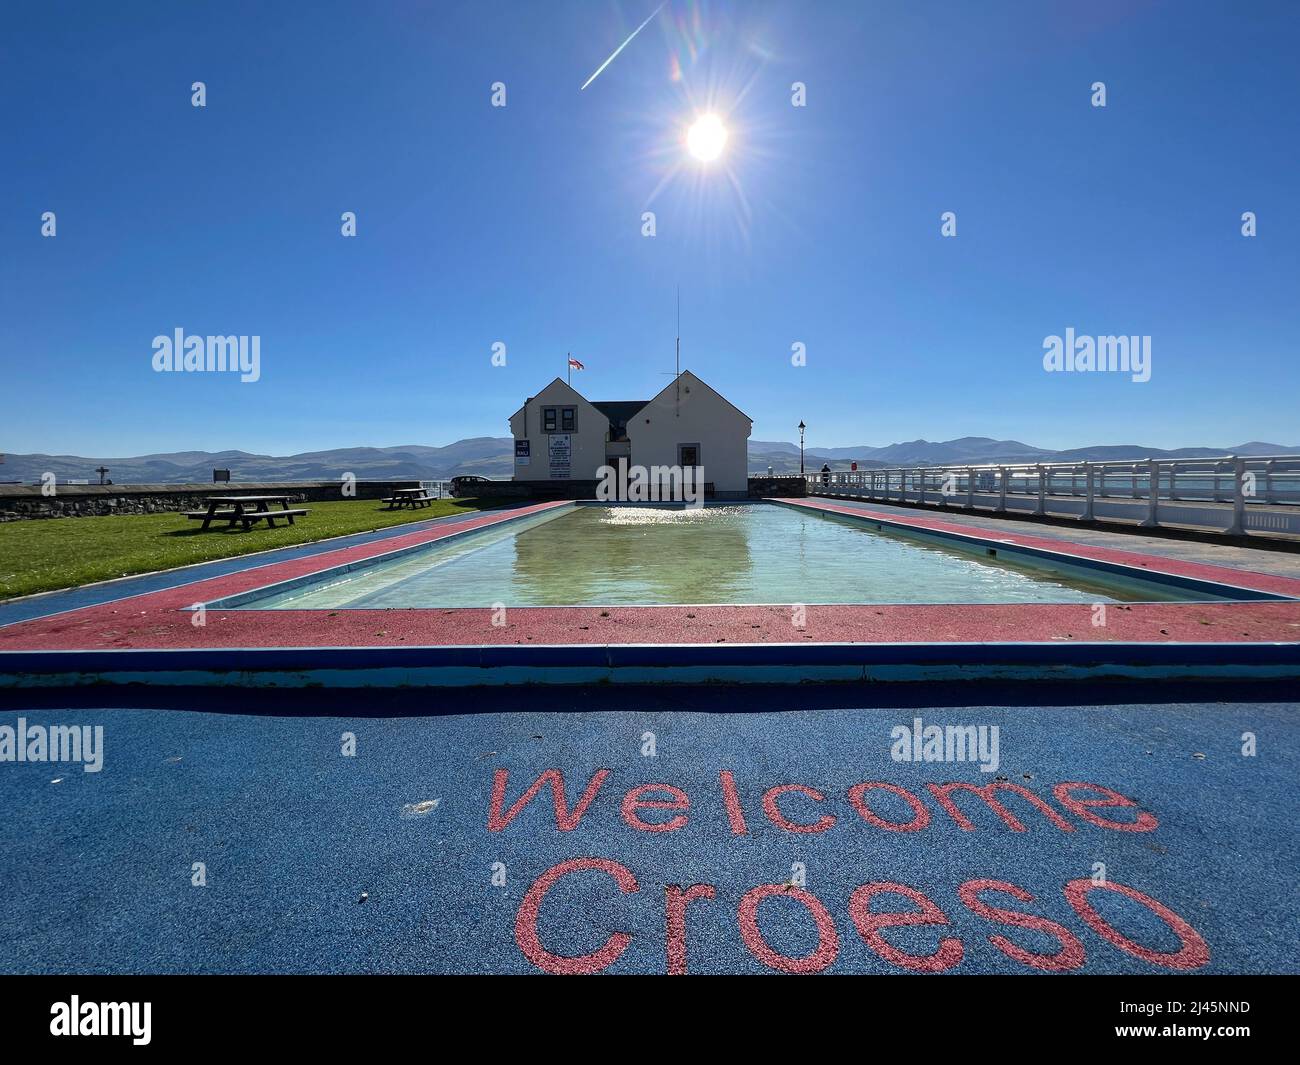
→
(686, 113, 728, 162)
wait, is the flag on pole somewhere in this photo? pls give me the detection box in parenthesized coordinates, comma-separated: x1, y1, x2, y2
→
(568, 357, 585, 370)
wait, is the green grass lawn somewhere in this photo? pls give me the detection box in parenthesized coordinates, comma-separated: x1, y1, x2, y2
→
(0, 497, 489, 601)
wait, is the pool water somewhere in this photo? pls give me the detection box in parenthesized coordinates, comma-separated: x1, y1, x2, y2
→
(233, 503, 1224, 609)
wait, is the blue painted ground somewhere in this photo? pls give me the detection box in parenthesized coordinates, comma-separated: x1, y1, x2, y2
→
(0, 684, 1295, 974)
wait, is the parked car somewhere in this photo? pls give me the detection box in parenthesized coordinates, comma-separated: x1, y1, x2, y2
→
(449, 475, 490, 497)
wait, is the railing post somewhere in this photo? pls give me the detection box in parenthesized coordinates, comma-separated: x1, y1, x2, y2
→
(1034, 464, 1046, 515)
(917, 468, 925, 505)
(1082, 461, 1094, 522)
(998, 467, 1007, 512)
(1141, 459, 1160, 527)
(1226, 456, 1246, 536)
(966, 467, 974, 508)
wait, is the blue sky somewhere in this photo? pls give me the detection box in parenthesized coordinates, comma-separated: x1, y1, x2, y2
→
(2, 0, 1297, 456)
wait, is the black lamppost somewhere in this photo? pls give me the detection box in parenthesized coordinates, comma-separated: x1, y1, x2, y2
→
(798, 421, 806, 476)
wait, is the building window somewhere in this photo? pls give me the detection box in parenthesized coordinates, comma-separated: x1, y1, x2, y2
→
(543, 407, 558, 432)
(678, 443, 701, 467)
(561, 407, 576, 431)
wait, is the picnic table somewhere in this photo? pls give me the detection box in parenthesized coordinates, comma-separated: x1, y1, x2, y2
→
(382, 488, 435, 510)
(185, 495, 309, 530)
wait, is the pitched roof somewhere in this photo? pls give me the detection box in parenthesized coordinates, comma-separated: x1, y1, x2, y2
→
(512, 372, 750, 428)
(645, 370, 753, 422)
(510, 378, 604, 423)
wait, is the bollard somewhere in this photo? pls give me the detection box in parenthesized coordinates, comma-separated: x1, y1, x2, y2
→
(1141, 459, 1160, 527)
(1226, 456, 1246, 536)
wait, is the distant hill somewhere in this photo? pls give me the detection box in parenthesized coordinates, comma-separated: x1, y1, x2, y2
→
(748, 437, 1299, 475)
(2, 436, 1295, 483)
(0, 438, 514, 484)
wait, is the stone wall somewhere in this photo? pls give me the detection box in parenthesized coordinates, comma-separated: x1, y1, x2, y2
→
(499, 480, 733, 500)
(462, 480, 571, 500)
(0, 480, 422, 521)
(747, 476, 807, 498)
(445, 478, 804, 501)
(0, 476, 810, 518)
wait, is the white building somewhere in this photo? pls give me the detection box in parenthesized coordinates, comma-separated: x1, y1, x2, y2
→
(509, 371, 752, 497)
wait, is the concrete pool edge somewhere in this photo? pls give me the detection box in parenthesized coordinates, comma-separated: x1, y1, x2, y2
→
(2, 639, 1299, 688)
(768, 498, 1300, 601)
(1, 496, 1298, 687)
(200, 496, 1300, 610)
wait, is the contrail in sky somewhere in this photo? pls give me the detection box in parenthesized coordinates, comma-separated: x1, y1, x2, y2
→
(580, 2, 666, 91)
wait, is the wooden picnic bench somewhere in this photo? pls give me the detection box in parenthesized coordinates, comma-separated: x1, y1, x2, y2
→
(382, 488, 434, 510)
(185, 495, 309, 530)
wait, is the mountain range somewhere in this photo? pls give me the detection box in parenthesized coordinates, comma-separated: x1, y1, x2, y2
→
(2, 437, 1295, 484)
(747, 437, 1298, 473)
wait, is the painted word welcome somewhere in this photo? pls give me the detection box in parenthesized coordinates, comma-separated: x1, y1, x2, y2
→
(488, 767, 1208, 975)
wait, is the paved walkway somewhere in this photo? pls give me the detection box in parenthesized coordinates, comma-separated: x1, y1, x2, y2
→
(0, 685, 1294, 974)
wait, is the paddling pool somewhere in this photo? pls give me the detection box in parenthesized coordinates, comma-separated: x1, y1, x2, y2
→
(203, 503, 1266, 610)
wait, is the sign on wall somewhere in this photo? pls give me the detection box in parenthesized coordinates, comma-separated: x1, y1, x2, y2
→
(515, 439, 530, 467)
(548, 434, 571, 479)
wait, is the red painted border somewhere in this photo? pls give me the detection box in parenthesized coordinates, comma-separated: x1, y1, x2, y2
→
(1, 498, 1297, 652)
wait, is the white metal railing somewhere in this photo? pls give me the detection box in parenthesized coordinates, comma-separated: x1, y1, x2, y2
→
(802, 455, 1300, 538)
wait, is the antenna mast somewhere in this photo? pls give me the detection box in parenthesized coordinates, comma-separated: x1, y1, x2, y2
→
(675, 285, 680, 416)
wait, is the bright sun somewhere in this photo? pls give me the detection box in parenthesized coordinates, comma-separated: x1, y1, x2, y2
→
(686, 114, 728, 162)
